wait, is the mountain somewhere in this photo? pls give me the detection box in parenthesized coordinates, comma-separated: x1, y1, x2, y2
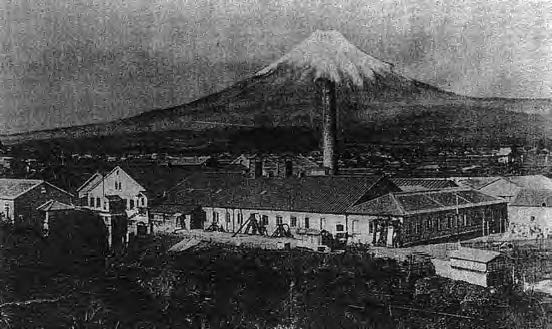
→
(3, 30, 552, 151)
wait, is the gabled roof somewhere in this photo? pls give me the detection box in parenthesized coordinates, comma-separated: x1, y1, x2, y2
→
(37, 200, 75, 212)
(164, 173, 390, 214)
(348, 188, 504, 216)
(510, 189, 552, 207)
(450, 247, 501, 263)
(0, 179, 71, 199)
(0, 179, 43, 199)
(347, 193, 405, 216)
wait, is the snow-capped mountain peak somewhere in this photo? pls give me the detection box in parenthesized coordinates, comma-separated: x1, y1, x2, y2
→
(256, 30, 396, 87)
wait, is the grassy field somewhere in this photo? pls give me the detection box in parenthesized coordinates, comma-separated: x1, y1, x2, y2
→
(0, 229, 550, 328)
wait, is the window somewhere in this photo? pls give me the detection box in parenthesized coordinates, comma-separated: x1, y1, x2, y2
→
(123, 199, 127, 209)
(290, 216, 297, 227)
(336, 224, 344, 232)
(114, 182, 117, 190)
(261, 215, 269, 226)
(89, 197, 94, 207)
(96, 197, 101, 208)
(276, 216, 283, 225)
(304, 217, 310, 229)
(226, 212, 231, 223)
(213, 212, 219, 223)
(351, 220, 359, 233)
(237, 213, 243, 225)
(141, 198, 145, 206)
(130, 199, 135, 209)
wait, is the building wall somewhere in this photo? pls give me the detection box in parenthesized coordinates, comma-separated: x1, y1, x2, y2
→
(14, 182, 73, 229)
(508, 206, 552, 238)
(203, 206, 348, 238)
(85, 168, 147, 212)
(449, 268, 489, 287)
(401, 203, 508, 245)
(347, 214, 379, 244)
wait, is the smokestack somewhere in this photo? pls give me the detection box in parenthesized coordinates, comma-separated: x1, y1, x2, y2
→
(317, 78, 338, 175)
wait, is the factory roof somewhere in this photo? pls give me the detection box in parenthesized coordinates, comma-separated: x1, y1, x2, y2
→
(347, 188, 504, 216)
(163, 173, 396, 214)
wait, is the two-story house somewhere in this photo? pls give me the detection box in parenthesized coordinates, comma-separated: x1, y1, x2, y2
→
(77, 165, 193, 235)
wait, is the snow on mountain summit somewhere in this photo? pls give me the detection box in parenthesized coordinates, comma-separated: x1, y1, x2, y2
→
(256, 30, 397, 87)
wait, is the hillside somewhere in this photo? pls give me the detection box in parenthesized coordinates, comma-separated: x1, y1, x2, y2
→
(3, 30, 552, 149)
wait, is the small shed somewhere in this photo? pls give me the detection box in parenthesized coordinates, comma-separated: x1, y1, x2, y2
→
(449, 247, 510, 287)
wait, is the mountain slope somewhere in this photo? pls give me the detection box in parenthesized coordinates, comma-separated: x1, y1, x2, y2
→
(3, 30, 552, 148)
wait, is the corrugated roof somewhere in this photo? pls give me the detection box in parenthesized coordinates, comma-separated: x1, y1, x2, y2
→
(0, 178, 43, 199)
(347, 193, 405, 216)
(348, 189, 503, 216)
(164, 173, 386, 214)
(511, 189, 552, 207)
(391, 178, 458, 192)
(450, 247, 501, 263)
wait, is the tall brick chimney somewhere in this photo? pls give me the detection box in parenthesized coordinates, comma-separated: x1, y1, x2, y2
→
(317, 78, 338, 175)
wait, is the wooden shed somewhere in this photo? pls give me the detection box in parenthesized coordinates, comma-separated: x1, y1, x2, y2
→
(448, 247, 511, 287)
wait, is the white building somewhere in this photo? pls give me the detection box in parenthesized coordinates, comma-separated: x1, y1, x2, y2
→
(77, 165, 192, 234)
(434, 247, 510, 287)
(158, 172, 401, 246)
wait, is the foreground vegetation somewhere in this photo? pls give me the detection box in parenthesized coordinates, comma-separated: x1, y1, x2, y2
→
(0, 228, 550, 328)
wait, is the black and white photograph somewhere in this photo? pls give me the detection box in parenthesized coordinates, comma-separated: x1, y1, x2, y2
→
(0, 0, 551, 328)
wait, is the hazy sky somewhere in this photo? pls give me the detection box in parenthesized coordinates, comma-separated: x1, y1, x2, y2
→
(1, 0, 551, 134)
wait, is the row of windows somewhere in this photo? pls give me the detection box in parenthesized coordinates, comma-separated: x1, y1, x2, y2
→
(405, 211, 496, 235)
(87, 196, 145, 209)
(212, 211, 345, 232)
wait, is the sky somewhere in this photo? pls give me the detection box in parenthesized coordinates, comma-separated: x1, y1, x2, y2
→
(1, 0, 551, 134)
